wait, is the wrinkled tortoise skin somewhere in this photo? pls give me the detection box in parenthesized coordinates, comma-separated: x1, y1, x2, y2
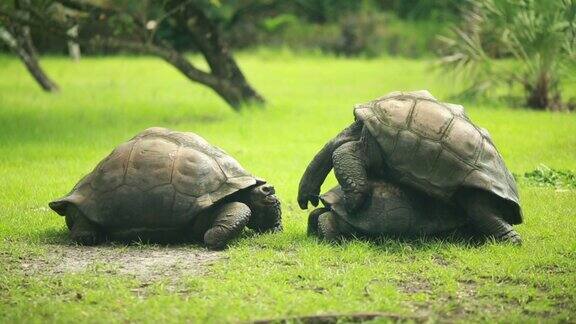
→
(320, 181, 466, 237)
(354, 90, 522, 224)
(51, 127, 258, 232)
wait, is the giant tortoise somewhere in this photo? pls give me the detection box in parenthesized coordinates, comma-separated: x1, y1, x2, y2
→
(298, 90, 522, 244)
(50, 127, 282, 249)
(308, 180, 466, 242)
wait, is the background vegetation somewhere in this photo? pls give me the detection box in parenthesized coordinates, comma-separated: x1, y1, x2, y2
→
(2, 0, 573, 110)
(17, 0, 461, 58)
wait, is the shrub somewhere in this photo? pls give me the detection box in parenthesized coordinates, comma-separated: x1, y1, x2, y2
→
(439, 0, 576, 110)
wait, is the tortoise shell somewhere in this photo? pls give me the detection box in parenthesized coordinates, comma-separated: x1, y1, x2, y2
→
(354, 90, 521, 224)
(320, 181, 465, 236)
(50, 127, 258, 229)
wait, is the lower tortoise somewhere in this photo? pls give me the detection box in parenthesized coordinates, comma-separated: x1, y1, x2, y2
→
(308, 180, 466, 242)
(49, 127, 282, 249)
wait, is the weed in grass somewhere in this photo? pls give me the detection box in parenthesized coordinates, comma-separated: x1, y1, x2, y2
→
(523, 164, 576, 189)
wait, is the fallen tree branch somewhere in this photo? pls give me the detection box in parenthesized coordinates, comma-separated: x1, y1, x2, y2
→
(249, 312, 426, 324)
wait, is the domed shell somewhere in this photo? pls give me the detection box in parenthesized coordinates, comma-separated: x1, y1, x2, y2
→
(353, 90, 522, 224)
(50, 127, 257, 229)
(320, 181, 464, 236)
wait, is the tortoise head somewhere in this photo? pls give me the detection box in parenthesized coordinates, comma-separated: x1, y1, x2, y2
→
(244, 181, 282, 233)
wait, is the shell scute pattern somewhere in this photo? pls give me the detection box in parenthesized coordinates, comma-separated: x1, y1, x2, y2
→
(410, 139, 443, 179)
(373, 97, 413, 127)
(409, 99, 453, 140)
(431, 150, 471, 187)
(125, 137, 176, 191)
(444, 118, 483, 162)
(172, 147, 226, 198)
(390, 130, 419, 166)
(444, 102, 467, 118)
(173, 191, 196, 215)
(90, 142, 132, 192)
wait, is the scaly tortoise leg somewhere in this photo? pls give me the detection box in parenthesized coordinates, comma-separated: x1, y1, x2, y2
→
(458, 190, 522, 245)
(316, 211, 356, 243)
(332, 141, 370, 214)
(204, 202, 251, 250)
(66, 210, 102, 246)
(307, 207, 329, 236)
(298, 121, 363, 210)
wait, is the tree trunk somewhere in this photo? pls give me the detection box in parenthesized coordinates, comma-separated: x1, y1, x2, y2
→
(154, 43, 261, 110)
(67, 25, 81, 61)
(212, 81, 264, 109)
(525, 72, 550, 110)
(167, 0, 265, 108)
(0, 25, 59, 92)
(1, 0, 59, 92)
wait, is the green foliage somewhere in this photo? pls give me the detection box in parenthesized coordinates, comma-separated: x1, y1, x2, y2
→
(439, 0, 576, 109)
(231, 0, 453, 57)
(386, 0, 463, 20)
(250, 12, 447, 58)
(523, 165, 576, 189)
(331, 12, 448, 58)
(261, 14, 299, 33)
(2, 0, 462, 57)
(0, 54, 575, 322)
(292, 0, 367, 23)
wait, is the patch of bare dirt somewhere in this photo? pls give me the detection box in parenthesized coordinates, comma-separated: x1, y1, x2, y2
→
(396, 277, 482, 319)
(19, 244, 224, 283)
(431, 254, 450, 267)
(396, 276, 433, 295)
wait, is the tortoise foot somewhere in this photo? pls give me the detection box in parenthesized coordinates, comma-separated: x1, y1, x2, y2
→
(69, 213, 102, 246)
(204, 227, 229, 250)
(71, 231, 101, 246)
(317, 212, 342, 243)
(307, 207, 329, 236)
(497, 230, 522, 246)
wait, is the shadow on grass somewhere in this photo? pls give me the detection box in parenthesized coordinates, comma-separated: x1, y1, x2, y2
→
(33, 228, 70, 245)
(310, 227, 495, 253)
(36, 224, 494, 253)
(36, 226, 253, 250)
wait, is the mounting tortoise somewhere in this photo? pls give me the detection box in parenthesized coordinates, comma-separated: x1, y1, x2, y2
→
(49, 127, 282, 249)
(298, 90, 522, 244)
(308, 180, 466, 242)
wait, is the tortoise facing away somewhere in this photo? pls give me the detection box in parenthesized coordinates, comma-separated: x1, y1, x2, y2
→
(299, 90, 522, 244)
(308, 180, 466, 242)
(49, 127, 282, 249)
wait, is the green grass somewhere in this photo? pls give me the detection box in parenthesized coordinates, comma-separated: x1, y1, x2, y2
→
(0, 53, 575, 323)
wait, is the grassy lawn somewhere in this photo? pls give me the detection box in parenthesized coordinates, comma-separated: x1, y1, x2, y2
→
(0, 53, 575, 323)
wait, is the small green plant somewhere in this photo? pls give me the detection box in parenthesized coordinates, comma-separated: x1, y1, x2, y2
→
(523, 164, 576, 189)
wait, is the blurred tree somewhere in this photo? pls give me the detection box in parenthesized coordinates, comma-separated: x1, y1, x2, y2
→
(384, 0, 461, 21)
(66, 24, 80, 61)
(292, 0, 364, 23)
(1, 0, 467, 57)
(439, 0, 576, 110)
(0, 0, 59, 92)
(1, 0, 264, 110)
